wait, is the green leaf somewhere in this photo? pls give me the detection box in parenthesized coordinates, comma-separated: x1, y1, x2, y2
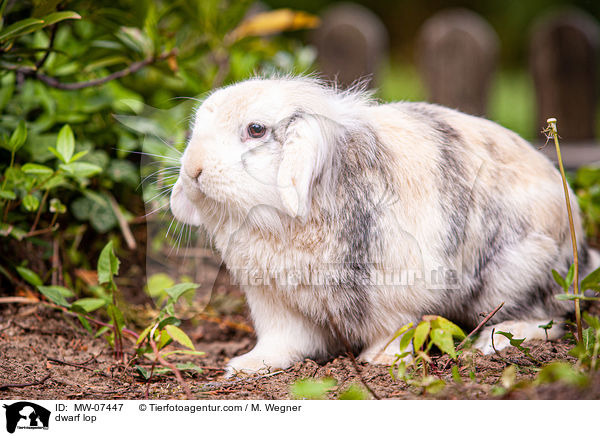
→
(161, 349, 206, 358)
(60, 162, 102, 178)
(0, 18, 44, 43)
(47, 146, 64, 163)
(538, 320, 554, 330)
(157, 316, 181, 330)
(451, 365, 462, 384)
(37, 285, 73, 307)
(38, 11, 82, 27)
(383, 322, 413, 352)
(174, 362, 204, 375)
(413, 320, 431, 352)
(95, 325, 111, 338)
(535, 362, 588, 388)
(145, 273, 175, 298)
(77, 315, 93, 333)
(338, 383, 369, 400)
(430, 316, 466, 339)
(164, 283, 199, 303)
(430, 328, 457, 359)
(165, 324, 195, 350)
(97, 241, 120, 285)
(21, 163, 53, 176)
(565, 264, 575, 287)
(7, 120, 27, 152)
(583, 312, 600, 330)
(107, 303, 125, 331)
(290, 378, 336, 400)
(156, 329, 172, 350)
(69, 150, 88, 162)
(71, 298, 107, 313)
(581, 327, 596, 353)
(40, 173, 67, 191)
(423, 377, 446, 394)
(581, 266, 600, 293)
(0, 189, 16, 200)
(15, 266, 42, 287)
(391, 359, 407, 380)
(552, 269, 567, 292)
(22, 194, 40, 212)
(107, 159, 139, 187)
(135, 365, 151, 380)
(136, 324, 154, 345)
(56, 124, 74, 164)
(399, 328, 415, 352)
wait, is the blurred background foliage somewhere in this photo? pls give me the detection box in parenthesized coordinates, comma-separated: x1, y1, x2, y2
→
(0, 0, 317, 293)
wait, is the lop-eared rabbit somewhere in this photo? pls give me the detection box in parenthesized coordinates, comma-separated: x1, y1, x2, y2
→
(170, 76, 597, 375)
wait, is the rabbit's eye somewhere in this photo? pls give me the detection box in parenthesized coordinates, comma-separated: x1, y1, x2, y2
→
(247, 123, 266, 139)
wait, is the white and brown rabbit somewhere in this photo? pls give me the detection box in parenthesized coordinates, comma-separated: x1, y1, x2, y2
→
(170, 76, 597, 375)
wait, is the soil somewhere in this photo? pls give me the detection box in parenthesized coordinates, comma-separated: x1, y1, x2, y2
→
(2, 300, 599, 400)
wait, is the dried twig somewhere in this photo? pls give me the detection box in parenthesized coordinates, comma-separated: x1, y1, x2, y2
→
(51, 236, 60, 285)
(29, 189, 50, 234)
(0, 373, 51, 390)
(47, 355, 98, 372)
(23, 224, 59, 238)
(26, 49, 178, 90)
(107, 192, 136, 250)
(457, 301, 505, 351)
(0, 296, 39, 304)
(41, 301, 139, 340)
(34, 24, 58, 70)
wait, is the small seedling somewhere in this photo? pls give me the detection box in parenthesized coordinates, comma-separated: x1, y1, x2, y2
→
(493, 330, 541, 365)
(386, 315, 465, 395)
(538, 320, 554, 341)
(35, 240, 203, 398)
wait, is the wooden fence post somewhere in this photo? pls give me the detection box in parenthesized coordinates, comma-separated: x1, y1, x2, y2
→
(530, 8, 600, 141)
(311, 2, 388, 88)
(417, 8, 499, 116)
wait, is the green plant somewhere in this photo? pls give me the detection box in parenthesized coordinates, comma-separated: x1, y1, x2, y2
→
(492, 330, 541, 365)
(1, 0, 318, 297)
(544, 118, 584, 342)
(388, 315, 465, 394)
(545, 118, 600, 343)
(35, 240, 130, 358)
(569, 312, 600, 372)
(290, 378, 337, 400)
(32, 240, 204, 397)
(134, 281, 204, 399)
(289, 378, 370, 400)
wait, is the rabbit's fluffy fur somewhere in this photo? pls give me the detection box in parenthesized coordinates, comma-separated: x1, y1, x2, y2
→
(170, 76, 597, 375)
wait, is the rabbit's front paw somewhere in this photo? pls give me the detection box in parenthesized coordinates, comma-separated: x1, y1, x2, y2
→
(225, 351, 291, 377)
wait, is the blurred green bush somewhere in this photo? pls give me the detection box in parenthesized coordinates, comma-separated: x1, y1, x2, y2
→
(0, 0, 317, 288)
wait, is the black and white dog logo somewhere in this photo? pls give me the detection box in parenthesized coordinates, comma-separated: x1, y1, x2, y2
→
(3, 402, 50, 433)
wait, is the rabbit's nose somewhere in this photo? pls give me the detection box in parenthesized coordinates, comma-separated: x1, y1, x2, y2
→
(183, 164, 203, 180)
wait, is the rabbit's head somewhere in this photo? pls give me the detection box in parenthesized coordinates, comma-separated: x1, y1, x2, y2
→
(170, 77, 366, 229)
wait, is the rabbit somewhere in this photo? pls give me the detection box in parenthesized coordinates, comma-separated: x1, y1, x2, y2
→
(169, 76, 598, 376)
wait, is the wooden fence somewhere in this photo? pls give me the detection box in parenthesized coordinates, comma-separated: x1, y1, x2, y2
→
(312, 4, 600, 168)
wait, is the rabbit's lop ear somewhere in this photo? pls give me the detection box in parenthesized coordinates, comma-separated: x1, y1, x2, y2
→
(277, 113, 336, 220)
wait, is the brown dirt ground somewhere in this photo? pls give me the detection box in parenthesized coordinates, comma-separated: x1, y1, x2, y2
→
(2, 300, 599, 400)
